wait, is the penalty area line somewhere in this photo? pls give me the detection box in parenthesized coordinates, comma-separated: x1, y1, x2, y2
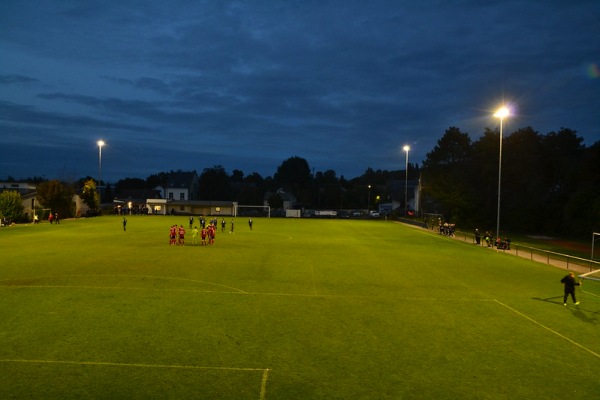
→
(493, 300, 600, 360)
(0, 358, 270, 372)
(1, 359, 272, 399)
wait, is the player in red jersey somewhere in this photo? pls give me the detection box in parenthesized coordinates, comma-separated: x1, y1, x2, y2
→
(178, 225, 186, 246)
(169, 225, 177, 245)
(201, 227, 207, 246)
(208, 224, 215, 245)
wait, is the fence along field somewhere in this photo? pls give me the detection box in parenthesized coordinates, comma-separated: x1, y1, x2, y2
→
(0, 216, 599, 399)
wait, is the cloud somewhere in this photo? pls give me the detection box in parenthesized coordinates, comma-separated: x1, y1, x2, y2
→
(0, 0, 598, 182)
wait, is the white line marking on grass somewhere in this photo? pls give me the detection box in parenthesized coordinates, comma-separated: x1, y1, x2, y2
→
(260, 368, 270, 400)
(0, 359, 271, 399)
(0, 358, 269, 371)
(0, 274, 248, 294)
(493, 299, 600, 360)
(1, 285, 251, 295)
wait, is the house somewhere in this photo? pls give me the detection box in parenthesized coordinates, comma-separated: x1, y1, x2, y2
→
(146, 171, 237, 216)
(0, 181, 37, 220)
(263, 189, 297, 210)
(155, 171, 199, 202)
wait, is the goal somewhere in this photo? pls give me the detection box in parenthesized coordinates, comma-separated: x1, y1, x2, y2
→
(234, 205, 271, 217)
(592, 232, 600, 261)
(579, 268, 600, 301)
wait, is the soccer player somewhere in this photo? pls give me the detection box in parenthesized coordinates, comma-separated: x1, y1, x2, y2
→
(192, 226, 199, 245)
(208, 224, 215, 245)
(201, 227, 207, 246)
(561, 271, 581, 306)
(248, 218, 253, 230)
(178, 225, 186, 246)
(169, 225, 177, 245)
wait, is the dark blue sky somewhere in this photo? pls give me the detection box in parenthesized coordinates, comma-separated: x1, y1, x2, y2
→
(1, 1, 599, 182)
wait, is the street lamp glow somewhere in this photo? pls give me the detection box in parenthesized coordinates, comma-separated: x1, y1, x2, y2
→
(403, 145, 410, 217)
(494, 107, 509, 245)
(494, 107, 509, 119)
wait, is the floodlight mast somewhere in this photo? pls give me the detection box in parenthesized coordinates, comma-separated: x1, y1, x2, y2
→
(403, 145, 410, 217)
(97, 140, 105, 200)
(493, 107, 509, 245)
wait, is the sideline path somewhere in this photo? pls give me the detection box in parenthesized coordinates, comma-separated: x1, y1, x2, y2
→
(481, 243, 592, 274)
(400, 221, 597, 275)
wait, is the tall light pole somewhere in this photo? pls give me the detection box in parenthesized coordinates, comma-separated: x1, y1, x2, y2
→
(368, 185, 371, 211)
(97, 140, 105, 202)
(494, 107, 509, 243)
(403, 145, 410, 217)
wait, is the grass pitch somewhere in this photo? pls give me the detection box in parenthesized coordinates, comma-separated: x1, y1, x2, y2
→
(0, 216, 599, 399)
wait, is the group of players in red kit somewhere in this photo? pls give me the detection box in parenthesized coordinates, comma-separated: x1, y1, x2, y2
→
(169, 224, 216, 246)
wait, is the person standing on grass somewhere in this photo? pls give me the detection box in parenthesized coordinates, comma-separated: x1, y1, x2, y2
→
(170, 225, 177, 245)
(208, 224, 216, 245)
(178, 225, 186, 246)
(122, 217, 127, 231)
(248, 218, 253, 230)
(192, 226, 199, 245)
(201, 226, 207, 245)
(561, 271, 581, 306)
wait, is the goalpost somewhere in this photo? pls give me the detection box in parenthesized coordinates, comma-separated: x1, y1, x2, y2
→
(234, 205, 271, 218)
(592, 232, 600, 261)
(579, 268, 600, 301)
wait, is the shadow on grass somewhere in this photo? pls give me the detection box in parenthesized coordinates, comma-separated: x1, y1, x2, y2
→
(531, 295, 563, 305)
(532, 296, 600, 324)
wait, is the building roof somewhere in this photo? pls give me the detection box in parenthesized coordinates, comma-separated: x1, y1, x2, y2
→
(165, 171, 198, 189)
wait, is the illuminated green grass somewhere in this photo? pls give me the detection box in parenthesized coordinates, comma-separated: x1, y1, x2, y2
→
(0, 216, 598, 399)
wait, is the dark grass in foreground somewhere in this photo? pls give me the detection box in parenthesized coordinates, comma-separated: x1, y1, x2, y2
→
(0, 216, 598, 399)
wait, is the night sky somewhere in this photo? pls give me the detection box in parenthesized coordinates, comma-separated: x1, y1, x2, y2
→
(1, 1, 599, 183)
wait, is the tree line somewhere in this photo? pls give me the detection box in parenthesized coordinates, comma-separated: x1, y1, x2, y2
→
(2, 125, 598, 237)
(421, 126, 600, 237)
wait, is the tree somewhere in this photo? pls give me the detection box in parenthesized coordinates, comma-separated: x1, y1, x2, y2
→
(266, 192, 283, 209)
(501, 127, 545, 232)
(274, 156, 312, 204)
(36, 180, 76, 218)
(198, 165, 231, 200)
(540, 128, 585, 233)
(234, 172, 265, 205)
(79, 179, 100, 210)
(421, 127, 475, 224)
(0, 190, 24, 222)
(563, 141, 600, 235)
(115, 178, 146, 196)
